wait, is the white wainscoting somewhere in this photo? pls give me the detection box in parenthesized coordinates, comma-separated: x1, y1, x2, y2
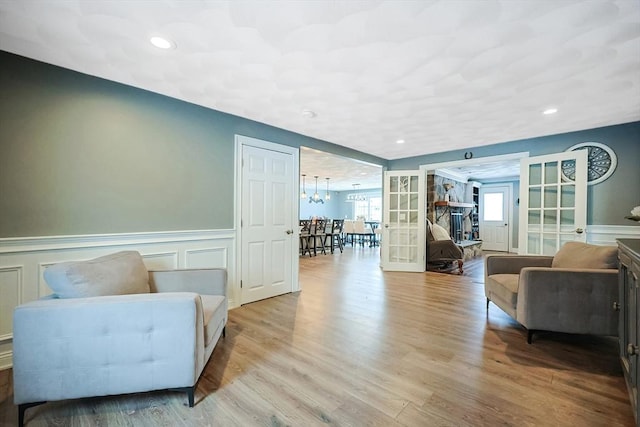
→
(587, 224, 640, 245)
(0, 229, 236, 369)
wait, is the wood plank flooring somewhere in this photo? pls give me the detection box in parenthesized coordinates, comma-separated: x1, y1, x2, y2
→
(1, 248, 635, 426)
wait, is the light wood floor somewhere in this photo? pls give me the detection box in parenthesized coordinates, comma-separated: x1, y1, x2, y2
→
(1, 248, 635, 426)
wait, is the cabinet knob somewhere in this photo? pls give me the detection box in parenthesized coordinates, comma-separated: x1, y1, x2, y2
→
(627, 344, 639, 356)
(613, 302, 620, 311)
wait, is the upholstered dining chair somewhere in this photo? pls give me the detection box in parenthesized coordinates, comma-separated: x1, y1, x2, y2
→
(343, 220, 355, 246)
(353, 220, 374, 247)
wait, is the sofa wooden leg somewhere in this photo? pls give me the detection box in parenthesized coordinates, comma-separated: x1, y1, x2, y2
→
(486, 298, 490, 311)
(18, 401, 46, 427)
(457, 260, 463, 274)
(222, 326, 226, 338)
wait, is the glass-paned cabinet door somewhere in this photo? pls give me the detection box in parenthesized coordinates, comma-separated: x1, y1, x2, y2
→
(382, 171, 425, 271)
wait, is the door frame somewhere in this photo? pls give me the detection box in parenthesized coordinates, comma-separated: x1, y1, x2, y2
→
(478, 183, 514, 252)
(420, 152, 528, 252)
(234, 135, 300, 306)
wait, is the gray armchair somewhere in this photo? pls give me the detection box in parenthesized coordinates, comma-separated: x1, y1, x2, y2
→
(13, 251, 228, 426)
(427, 220, 464, 274)
(485, 242, 618, 343)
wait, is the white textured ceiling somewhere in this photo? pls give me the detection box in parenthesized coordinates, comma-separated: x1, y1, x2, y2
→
(0, 1, 639, 160)
(438, 160, 521, 182)
(300, 147, 382, 191)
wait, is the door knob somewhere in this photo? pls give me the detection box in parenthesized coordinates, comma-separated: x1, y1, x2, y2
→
(286, 229, 293, 235)
(575, 228, 584, 234)
(627, 343, 639, 356)
(613, 302, 620, 311)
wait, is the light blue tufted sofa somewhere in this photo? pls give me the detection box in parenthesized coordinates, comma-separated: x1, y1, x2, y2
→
(12, 251, 227, 426)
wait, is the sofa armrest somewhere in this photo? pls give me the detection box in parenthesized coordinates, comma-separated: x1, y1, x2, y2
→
(149, 268, 227, 296)
(485, 255, 553, 276)
(516, 268, 618, 335)
(13, 292, 204, 405)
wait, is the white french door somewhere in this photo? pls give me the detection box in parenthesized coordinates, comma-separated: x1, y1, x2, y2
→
(381, 171, 425, 272)
(238, 136, 297, 304)
(479, 185, 510, 252)
(519, 150, 588, 255)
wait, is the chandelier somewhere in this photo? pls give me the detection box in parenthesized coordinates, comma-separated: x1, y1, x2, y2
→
(346, 184, 367, 202)
(309, 175, 324, 204)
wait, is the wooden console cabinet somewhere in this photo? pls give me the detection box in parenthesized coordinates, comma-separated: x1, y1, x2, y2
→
(617, 239, 640, 425)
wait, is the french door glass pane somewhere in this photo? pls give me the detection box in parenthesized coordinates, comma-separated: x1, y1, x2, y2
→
(529, 188, 541, 208)
(544, 162, 558, 184)
(561, 185, 575, 207)
(544, 187, 557, 207)
(529, 164, 542, 185)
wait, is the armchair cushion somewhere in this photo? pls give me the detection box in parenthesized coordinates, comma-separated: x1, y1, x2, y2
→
(430, 222, 451, 241)
(551, 241, 618, 269)
(487, 274, 520, 307)
(201, 294, 227, 346)
(43, 251, 150, 299)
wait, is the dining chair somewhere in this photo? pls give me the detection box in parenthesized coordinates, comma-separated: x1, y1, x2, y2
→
(299, 219, 312, 257)
(325, 219, 344, 253)
(309, 219, 327, 255)
(353, 220, 374, 247)
(343, 220, 355, 246)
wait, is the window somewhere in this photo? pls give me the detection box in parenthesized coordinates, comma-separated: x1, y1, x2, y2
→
(353, 196, 382, 221)
(483, 192, 503, 221)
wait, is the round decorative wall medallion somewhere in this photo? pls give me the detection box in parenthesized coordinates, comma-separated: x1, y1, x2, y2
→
(561, 142, 617, 185)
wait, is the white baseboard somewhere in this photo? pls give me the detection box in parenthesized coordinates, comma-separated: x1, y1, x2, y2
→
(0, 229, 237, 370)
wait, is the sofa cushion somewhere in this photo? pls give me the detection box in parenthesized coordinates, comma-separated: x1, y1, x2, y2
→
(44, 251, 150, 298)
(201, 295, 227, 346)
(487, 274, 520, 308)
(551, 242, 618, 269)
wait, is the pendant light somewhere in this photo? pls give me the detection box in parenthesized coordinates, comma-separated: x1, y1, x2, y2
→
(325, 178, 331, 201)
(300, 174, 307, 199)
(313, 176, 320, 201)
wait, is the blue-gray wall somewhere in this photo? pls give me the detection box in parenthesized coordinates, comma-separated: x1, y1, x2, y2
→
(390, 122, 640, 226)
(2, 50, 637, 238)
(299, 191, 342, 219)
(0, 51, 385, 238)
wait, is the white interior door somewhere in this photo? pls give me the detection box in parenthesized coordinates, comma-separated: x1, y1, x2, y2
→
(519, 150, 588, 255)
(240, 141, 295, 304)
(479, 185, 510, 251)
(381, 171, 425, 272)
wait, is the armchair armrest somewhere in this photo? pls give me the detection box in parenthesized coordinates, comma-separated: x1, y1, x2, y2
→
(13, 292, 204, 405)
(485, 255, 553, 276)
(149, 268, 227, 296)
(516, 268, 618, 335)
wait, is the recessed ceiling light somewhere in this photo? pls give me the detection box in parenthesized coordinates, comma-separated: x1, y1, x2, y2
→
(301, 109, 317, 118)
(150, 36, 175, 49)
(396, 139, 405, 144)
(542, 108, 558, 115)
